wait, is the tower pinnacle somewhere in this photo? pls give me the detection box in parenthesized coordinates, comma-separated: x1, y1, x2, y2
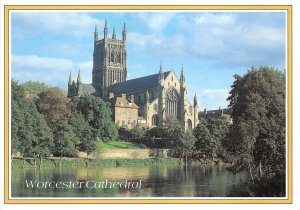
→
(94, 24, 98, 42)
(180, 64, 185, 84)
(104, 20, 108, 38)
(158, 62, 164, 83)
(194, 93, 198, 107)
(77, 69, 82, 83)
(68, 72, 72, 86)
(122, 22, 126, 41)
(112, 28, 116, 39)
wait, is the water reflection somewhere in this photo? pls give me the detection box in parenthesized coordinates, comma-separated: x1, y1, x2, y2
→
(11, 164, 246, 197)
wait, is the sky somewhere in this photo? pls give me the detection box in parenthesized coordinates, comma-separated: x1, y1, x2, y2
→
(11, 11, 286, 110)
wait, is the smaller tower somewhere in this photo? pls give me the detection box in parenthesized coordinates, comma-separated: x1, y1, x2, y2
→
(193, 93, 199, 127)
(68, 72, 72, 87)
(180, 64, 187, 126)
(67, 72, 72, 97)
(180, 64, 186, 87)
(77, 69, 82, 96)
(104, 20, 108, 38)
(112, 28, 116, 39)
(94, 24, 98, 43)
(158, 62, 164, 85)
(122, 22, 126, 41)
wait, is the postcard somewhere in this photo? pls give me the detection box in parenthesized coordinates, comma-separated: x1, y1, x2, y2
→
(1, 1, 299, 210)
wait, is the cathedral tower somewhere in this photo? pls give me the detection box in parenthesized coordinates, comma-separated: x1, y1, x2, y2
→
(92, 21, 127, 96)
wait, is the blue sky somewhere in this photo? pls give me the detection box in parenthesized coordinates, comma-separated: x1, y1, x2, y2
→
(11, 11, 286, 110)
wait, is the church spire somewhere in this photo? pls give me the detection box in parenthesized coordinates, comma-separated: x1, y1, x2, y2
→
(158, 62, 164, 83)
(180, 64, 185, 85)
(77, 69, 82, 84)
(68, 72, 72, 86)
(77, 69, 83, 96)
(94, 24, 98, 42)
(104, 20, 108, 38)
(112, 28, 116, 39)
(194, 93, 198, 107)
(122, 22, 126, 41)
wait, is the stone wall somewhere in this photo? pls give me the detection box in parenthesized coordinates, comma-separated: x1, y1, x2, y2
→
(77, 149, 169, 159)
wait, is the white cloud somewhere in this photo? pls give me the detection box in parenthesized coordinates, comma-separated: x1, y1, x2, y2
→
(135, 13, 175, 31)
(197, 89, 229, 110)
(127, 32, 186, 57)
(194, 13, 235, 26)
(12, 12, 103, 37)
(12, 54, 92, 89)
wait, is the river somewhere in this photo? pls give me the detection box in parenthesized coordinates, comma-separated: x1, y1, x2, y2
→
(11, 164, 246, 197)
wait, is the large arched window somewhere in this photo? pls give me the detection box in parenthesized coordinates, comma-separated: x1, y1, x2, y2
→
(152, 114, 159, 126)
(165, 88, 179, 117)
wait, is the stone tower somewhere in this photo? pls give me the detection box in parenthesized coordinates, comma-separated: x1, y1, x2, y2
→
(92, 21, 127, 97)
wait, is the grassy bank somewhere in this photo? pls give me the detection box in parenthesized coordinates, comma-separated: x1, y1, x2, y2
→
(12, 157, 180, 168)
(101, 141, 146, 149)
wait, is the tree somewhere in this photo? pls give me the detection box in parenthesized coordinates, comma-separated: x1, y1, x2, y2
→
(223, 66, 286, 181)
(69, 111, 94, 156)
(52, 119, 78, 158)
(163, 115, 184, 148)
(179, 130, 197, 165)
(130, 126, 146, 140)
(73, 95, 118, 142)
(11, 80, 54, 166)
(193, 121, 213, 159)
(36, 88, 71, 129)
(163, 115, 196, 163)
(22, 81, 49, 94)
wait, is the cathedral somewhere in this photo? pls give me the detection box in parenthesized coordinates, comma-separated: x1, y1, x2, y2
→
(68, 21, 199, 130)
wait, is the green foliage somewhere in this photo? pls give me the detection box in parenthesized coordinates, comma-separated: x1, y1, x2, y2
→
(193, 121, 213, 157)
(163, 115, 184, 147)
(178, 130, 197, 158)
(12, 157, 180, 168)
(101, 141, 145, 149)
(223, 66, 286, 179)
(11, 80, 54, 158)
(36, 87, 71, 129)
(72, 95, 119, 142)
(163, 115, 196, 160)
(22, 81, 49, 94)
(129, 126, 146, 140)
(52, 119, 78, 157)
(194, 117, 229, 158)
(227, 173, 286, 197)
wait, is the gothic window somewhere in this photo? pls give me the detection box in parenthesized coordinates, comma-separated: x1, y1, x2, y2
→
(152, 114, 159, 126)
(165, 88, 179, 117)
(116, 52, 120, 63)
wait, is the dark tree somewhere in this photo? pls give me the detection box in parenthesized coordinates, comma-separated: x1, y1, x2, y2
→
(72, 95, 119, 142)
(11, 80, 54, 164)
(223, 66, 286, 181)
(36, 87, 72, 129)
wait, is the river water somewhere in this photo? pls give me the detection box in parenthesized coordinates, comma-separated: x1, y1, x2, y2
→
(11, 164, 246, 197)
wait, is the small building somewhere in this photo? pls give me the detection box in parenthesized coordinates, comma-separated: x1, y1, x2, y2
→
(107, 93, 139, 129)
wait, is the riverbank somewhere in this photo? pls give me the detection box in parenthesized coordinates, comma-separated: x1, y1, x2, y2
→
(11, 157, 180, 168)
